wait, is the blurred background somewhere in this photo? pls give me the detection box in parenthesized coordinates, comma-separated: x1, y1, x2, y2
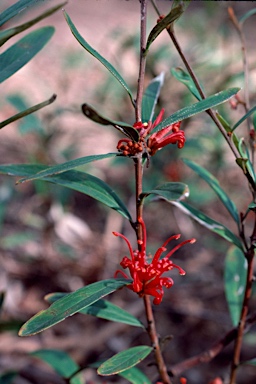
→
(0, 1, 256, 383)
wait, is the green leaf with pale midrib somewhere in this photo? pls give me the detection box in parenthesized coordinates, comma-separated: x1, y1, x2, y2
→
(0, 26, 55, 83)
(149, 88, 240, 136)
(0, 164, 132, 221)
(172, 201, 244, 251)
(98, 346, 152, 375)
(18, 153, 118, 183)
(45, 294, 144, 328)
(0, 2, 66, 47)
(224, 246, 247, 326)
(64, 11, 134, 105)
(19, 279, 131, 336)
(183, 158, 239, 225)
(142, 73, 164, 122)
(140, 182, 189, 203)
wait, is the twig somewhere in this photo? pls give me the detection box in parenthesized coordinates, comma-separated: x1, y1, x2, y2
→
(229, 230, 255, 383)
(150, 0, 240, 161)
(228, 7, 254, 165)
(135, 0, 148, 122)
(134, 2, 172, 382)
(169, 310, 256, 377)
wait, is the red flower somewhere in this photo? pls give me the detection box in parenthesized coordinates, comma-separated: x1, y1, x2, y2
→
(116, 109, 185, 157)
(147, 108, 185, 156)
(114, 218, 195, 305)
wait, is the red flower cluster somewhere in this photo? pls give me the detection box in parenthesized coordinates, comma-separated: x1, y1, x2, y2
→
(116, 109, 185, 158)
(114, 218, 195, 305)
(146, 109, 185, 155)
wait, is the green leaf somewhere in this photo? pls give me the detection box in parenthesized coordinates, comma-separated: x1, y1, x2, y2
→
(119, 366, 151, 384)
(142, 73, 164, 122)
(183, 158, 240, 225)
(6, 94, 43, 134)
(18, 153, 118, 183)
(97, 346, 152, 376)
(0, 26, 55, 83)
(224, 246, 247, 326)
(81, 104, 139, 141)
(0, 164, 46, 176)
(140, 182, 189, 203)
(171, 201, 244, 251)
(64, 11, 134, 105)
(0, 0, 41, 26)
(243, 358, 256, 366)
(239, 8, 256, 24)
(171, 67, 202, 100)
(19, 279, 131, 336)
(31, 349, 82, 384)
(253, 112, 256, 131)
(0, 165, 132, 220)
(171, 0, 191, 12)
(0, 94, 56, 130)
(0, 2, 66, 47)
(232, 105, 256, 132)
(0, 371, 17, 384)
(149, 88, 240, 136)
(237, 138, 255, 182)
(45, 294, 144, 328)
(145, 6, 183, 53)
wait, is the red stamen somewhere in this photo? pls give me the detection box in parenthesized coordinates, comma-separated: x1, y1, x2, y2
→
(165, 238, 196, 259)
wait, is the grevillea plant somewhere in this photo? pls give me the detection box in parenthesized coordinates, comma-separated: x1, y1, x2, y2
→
(1, 1, 256, 383)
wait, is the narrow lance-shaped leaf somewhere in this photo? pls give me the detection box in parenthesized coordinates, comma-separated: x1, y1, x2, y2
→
(237, 138, 255, 182)
(0, 165, 132, 221)
(64, 11, 134, 105)
(98, 346, 152, 376)
(0, 26, 55, 83)
(82, 104, 139, 142)
(142, 72, 164, 122)
(171, 0, 191, 12)
(171, 201, 244, 251)
(224, 246, 247, 326)
(239, 8, 256, 24)
(140, 182, 189, 204)
(0, 94, 56, 130)
(19, 279, 131, 336)
(31, 349, 82, 384)
(183, 158, 240, 225)
(0, 0, 44, 26)
(232, 105, 256, 132)
(149, 88, 240, 136)
(17, 153, 118, 183)
(171, 67, 202, 101)
(7, 94, 44, 135)
(145, 6, 183, 53)
(0, 2, 66, 47)
(45, 293, 144, 328)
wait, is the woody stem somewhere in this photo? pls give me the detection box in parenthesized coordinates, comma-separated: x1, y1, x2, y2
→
(134, 3, 172, 382)
(135, 0, 147, 122)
